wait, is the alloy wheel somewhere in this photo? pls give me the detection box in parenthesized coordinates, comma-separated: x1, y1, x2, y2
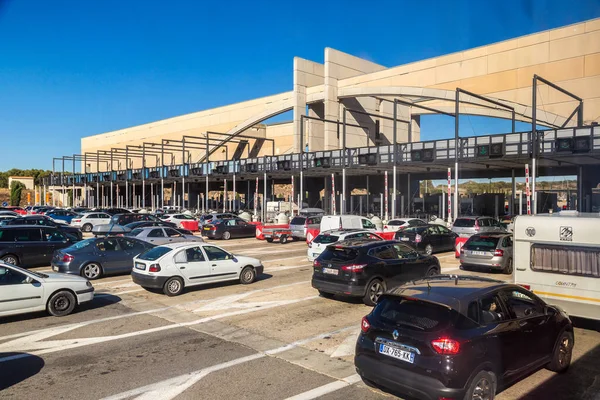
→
(472, 377, 492, 400)
(369, 281, 384, 303)
(83, 264, 101, 279)
(2, 256, 17, 265)
(168, 279, 181, 293)
(558, 336, 572, 367)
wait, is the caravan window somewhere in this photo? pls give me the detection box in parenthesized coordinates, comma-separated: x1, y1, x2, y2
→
(531, 245, 600, 278)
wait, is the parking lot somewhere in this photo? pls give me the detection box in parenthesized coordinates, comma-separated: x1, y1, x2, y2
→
(1, 235, 599, 400)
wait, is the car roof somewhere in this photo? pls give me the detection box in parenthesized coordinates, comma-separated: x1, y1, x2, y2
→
(386, 275, 513, 314)
(469, 232, 510, 238)
(331, 239, 398, 249)
(0, 225, 58, 229)
(317, 229, 366, 235)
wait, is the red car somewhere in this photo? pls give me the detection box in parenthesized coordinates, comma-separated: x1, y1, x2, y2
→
(1, 206, 27, 215)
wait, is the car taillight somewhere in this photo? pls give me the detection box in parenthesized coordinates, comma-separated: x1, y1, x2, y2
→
(519, 284, 531, 290)
(431, 338, 460, 355)
(313, 260, 321, 268)
(383, 225, 388, 230)
(62, 254, 74, 262)
(73, 219, 81, 223)
(415, 234, 422, 243)
(474, 221, 480, 231)
(210, 226, 217, 231)
(149, 264, 161, 272)
(494, 249, 504, 257)
(341, 264, 366, 272)
(361, 316, 370, 333)
(304, 221, 308, 228)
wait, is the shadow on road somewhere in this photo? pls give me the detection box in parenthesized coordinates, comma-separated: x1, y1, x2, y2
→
(0, 353, 44, 390)
(515, 343, 600, 399)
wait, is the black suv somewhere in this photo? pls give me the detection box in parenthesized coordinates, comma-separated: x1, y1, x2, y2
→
(355, 276, 574, 400)
(312, 240, 440, 305)
(0, 226, 74, 267)
(5, 215, 82, 240)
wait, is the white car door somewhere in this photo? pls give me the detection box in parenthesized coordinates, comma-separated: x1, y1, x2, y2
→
(98, 213, 112, 225)
(0, 265, 44, 315)
(173, 247, 211, 285)
(202, 245, 239, 280)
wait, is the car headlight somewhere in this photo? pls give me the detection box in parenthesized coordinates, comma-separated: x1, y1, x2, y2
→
(86, 281, 93, 288)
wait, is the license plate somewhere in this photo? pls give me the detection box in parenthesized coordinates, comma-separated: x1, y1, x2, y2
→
(135, 262, 146, 270)
(322, 267, 338, 275)
(204, 227, 210, 231)
(472, 251, 487, 256)
(52, 265, 59, 272)
(400, 237, 409, 241)
(378, 344, 415, 363)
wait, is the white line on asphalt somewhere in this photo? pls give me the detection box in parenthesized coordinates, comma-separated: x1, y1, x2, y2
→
(96, 289, 145, 297)
(93, 278, 134, 286)
(100, 325, 357, 400)
(441, 267, 460, 273)
(263, 255, 307, 264)
(0, 295, 319, 361)
(0, 280, 312, 343)
(265, 264, 312, 272)
(283, 374, 362, 400)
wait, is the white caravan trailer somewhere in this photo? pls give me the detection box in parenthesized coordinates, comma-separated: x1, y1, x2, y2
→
(513, 211, 600, 320)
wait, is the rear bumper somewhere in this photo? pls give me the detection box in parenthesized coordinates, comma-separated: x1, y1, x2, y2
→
(355, 353, 465, 400)
(460, 255, 505, 269)
(311, 277, 365, 297)
(201, 231, 221, 239)
(131, 272, 169, 289)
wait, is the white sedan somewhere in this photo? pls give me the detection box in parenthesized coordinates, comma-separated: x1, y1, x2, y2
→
(0, 262, 94, 317)
(308, 230, 383, 262)
(131, 243, 263, 296)
(383, 218, 428, 232)
(160, 213, 198, 228)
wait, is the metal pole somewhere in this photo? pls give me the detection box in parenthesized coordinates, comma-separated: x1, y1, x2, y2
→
(518, 191, 523, 215)
(525, 163, 531, 215)
(342, 168, 346, 215)
(531, 76, 537, 215)
(205, 175, 209, 212)
(151, 183, 154, 211)
(263, 172, 267, 223)
(454, 90, 460, 221)
(407, 173, 411, 216)
(232, 173, 236, 213)
(300, 116, 304, 213)
(384, 170, 389, 221)
(447, 168, 452, 224)
(366, 175, 370, 216)
(110, 181, 113, 208)
(380, 193, 383, 220)
(392, 100, 397, 218)
(342, 109, 347, 217)
(331, 173, 336, 215)
(291, 175, 294, 216)
(254, 176, 258, 218)
(223, 178, 227, 213)
(511, 169, 516, 214)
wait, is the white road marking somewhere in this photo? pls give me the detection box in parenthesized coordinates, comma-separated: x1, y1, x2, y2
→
(0, 294, 319, 361)
(330, 329, 360, 358)
(441, 267, 460, 273)
(284, 374, 362, 400)
(100, 325, 356, 400)
(265, 264, 312, 272)
(93, 278, 133, 286)
(96, 289, 145, 297)
(263, 255, 307, 264)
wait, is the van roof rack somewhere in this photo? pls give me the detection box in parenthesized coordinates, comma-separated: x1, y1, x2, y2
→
(411, 274, 505, 286)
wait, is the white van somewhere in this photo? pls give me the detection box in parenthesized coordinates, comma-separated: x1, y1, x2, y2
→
(514, 211, 600, 320)
(320, 215, 377, 233)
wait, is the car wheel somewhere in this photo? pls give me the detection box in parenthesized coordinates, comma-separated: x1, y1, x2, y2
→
(424, 244, 433, 256)
(464, 370, 496, 400)
(223, 231, 231, 240)
(1, 254, 19, 266)
(426, 266, 439, 277)
(503, 258, 514, 275)
(239, 266, 256, 284)
(318, 290, 335, 299)
(547, 331, 574, 373)
(266, 238, 274, 243)
(81, 263, 103, 280)
(82, 223, 93, 232)
(163, 277, 184, 296)
(47, 290, 77, 317)
(280, 235, 288, 244)
(363, 279, 385, 306)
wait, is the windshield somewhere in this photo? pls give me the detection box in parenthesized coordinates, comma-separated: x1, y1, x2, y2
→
(465, 236, 500, 251)
(138, 246, 171, 261)
(313, 234, 339, 244)
(453, 219, 476, 227)
(127, 228, 144, 237)
(290, 217, 306, 225)
(319, 247, 359, 262)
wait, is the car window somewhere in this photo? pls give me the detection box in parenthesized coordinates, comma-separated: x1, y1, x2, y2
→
(148, 229, 165, 238)
(118, 238, 145, 251)
(99, 213, 110, 219)
(409, 219, 426, 226)
(370, 245, 396, 260)
(15, 228, 42, 242)
(226, 219, 236, 226)
(453, 219, 475, 228)
(203, 246, 231, 261)
(0, 229, 15, 241)
(186, 247, 206, 262)
(504, 236, 513, 247)
(236, 220, 247, 226)
(96, 238, 121, 252)
(139, 246, 171, 261)
(290, 217, 306, 225)
(313, 234, 339, 244)
(44, 230, 66, 242)
(467, 301, 479, 324)
(0, 266, 29, 285)
(479, 294, 507, 324)
(437, 225, 450, 234)
(500, 289, 544, 319)
(477, 218, 489, 227)
(388, 220, 404, 226)
(164, 228, 181, 237)
(393, 244, 416, 259)
(362, 219, 375, 229)
(426, 226, 438, 235)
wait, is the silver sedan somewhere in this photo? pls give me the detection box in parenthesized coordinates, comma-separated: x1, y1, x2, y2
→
(124, 226, 204, 245)
(459, 233, 513, 274)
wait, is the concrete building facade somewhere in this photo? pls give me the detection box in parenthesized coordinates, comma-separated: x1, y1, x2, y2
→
(80, 17, 600, 171)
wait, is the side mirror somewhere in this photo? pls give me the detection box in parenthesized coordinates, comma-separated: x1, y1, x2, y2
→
(25, 276, 34, 284)
(232, 257, 238, 263)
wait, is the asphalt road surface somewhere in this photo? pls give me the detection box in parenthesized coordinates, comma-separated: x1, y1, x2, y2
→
(1, 237, 599, 400)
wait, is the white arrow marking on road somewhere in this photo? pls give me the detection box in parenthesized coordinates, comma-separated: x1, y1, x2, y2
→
(283, 374, 362, 400)
(330, 329, 360, 358)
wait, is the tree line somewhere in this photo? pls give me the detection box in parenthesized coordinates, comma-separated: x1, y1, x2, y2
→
(420, 179, 578, 195)
(0, 169, 52, 188)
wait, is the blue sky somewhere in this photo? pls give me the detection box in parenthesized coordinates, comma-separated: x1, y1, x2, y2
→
(1, 0, 599, 170)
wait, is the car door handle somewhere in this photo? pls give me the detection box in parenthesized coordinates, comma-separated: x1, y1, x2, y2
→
(212, 264, 217, 267)
(179, 266, 186, 269)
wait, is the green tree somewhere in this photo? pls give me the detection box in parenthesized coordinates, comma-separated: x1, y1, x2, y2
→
(10, 181, 25, 206)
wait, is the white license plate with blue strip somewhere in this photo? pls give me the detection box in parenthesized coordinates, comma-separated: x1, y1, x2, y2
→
(378, 344, 415, 363)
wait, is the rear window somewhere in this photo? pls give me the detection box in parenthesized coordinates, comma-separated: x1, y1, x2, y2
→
(313, 234, 339, 244)
(453, 219, 475, 228)
(388, 220, 405, 226)
(138, 246, 171, 261)
(65, 238, 95, 250)
(373, 297, 452, 332)
(319, 247, 359, 262)
(465, 236, 499, 251)
(290, 217, 306, 225)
